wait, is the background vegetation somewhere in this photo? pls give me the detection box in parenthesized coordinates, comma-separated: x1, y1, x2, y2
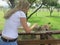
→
(0, 0, 60, 39)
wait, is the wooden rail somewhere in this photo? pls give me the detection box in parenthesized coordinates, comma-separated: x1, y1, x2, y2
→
(18, 39, 60, 44)
(18, 30, 60, 35)
(0, 30, 60, 35)
(0, 30, 60, 45)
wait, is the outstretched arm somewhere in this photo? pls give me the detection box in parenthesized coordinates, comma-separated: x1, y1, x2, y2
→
(20, 18, 38, 33)
(20, 18, 31, 33)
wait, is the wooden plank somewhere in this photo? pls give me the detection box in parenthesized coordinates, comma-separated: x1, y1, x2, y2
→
(0, 30, 60, 35)
(0, 30, 60, 45)
(18, 30, 60, 35)
(18, 39, 60, 44)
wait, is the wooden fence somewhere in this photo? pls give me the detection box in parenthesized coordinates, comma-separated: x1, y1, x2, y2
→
(0, 30, 60, 45)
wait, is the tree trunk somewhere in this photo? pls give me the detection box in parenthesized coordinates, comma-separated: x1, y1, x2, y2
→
(49, 7, 53, 17)
(27, 3, 43, 20)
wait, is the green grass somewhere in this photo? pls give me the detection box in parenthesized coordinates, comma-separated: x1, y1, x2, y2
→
(0, 9, 60, 30)
(28, 9, 60, 30)
(0, 10, 5, 30)
(28, 9, 60, 39)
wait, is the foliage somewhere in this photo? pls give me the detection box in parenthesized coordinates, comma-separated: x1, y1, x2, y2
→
(28, 0, 36, 4)
(55, 4, 60, 8)
(42, 0, 58, 6)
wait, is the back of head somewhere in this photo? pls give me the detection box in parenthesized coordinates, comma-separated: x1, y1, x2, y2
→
(15, 0, 30, 10)
(4, 0, 30, 19)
